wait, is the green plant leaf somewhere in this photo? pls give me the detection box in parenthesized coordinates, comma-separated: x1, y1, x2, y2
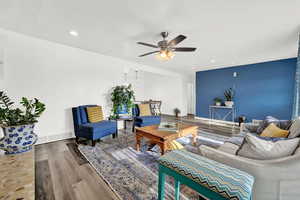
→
(0, 91, 46, 126)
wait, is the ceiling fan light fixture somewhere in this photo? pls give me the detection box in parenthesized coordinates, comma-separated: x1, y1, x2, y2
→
(167, 50, 174, 58)
(138, 32, 195, 59)
(160, 50, 167, 58)
(156, 53, 167, 61)
(155, 50, 174, 61)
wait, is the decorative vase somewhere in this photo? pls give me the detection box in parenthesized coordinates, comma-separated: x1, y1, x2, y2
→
(116, 104, 130, 119)
(215, 102, 221, 106)
(116, 104, 128, 114)
(0, 124, 38, 155)
(225, 101, 234, 107)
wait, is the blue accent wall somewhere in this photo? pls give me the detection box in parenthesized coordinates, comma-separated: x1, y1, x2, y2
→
(196, 58, 297, 121)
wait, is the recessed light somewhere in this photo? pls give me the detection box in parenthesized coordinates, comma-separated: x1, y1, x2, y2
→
(69, 30, 79, 37)
(210, 59, 216, 63)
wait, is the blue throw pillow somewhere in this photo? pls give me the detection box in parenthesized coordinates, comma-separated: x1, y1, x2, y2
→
(255, 134, 287, 142)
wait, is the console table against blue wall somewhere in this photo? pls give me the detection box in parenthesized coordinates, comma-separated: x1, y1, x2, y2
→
(209, 105, 236, 122)
(196, 58, 297, 121)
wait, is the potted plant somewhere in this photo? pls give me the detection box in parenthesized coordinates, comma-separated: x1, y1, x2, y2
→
(0, 91, 46, 154)
(213, 97, 223, 106)
(224, 88, 235, 107)
(174, 108, 181, 118)
(110, 84, 135, 119)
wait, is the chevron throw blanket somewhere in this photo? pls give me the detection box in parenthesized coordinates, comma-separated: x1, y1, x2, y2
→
(158, 150, 254, 200)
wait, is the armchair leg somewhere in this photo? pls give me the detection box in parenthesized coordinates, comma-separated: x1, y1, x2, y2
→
(75, 136, 79, 144)
(112, 129, 118, 139)
(132, 124, 135, 132)
(92, 140, 96, 147)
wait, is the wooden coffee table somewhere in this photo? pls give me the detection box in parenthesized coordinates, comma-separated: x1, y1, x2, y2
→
(135, 123, 198, 155)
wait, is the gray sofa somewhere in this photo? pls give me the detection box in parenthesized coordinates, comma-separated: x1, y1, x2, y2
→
(199, 119, 300, 200)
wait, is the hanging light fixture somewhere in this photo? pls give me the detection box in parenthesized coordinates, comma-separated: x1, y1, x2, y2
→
(156, 50, 174, 61)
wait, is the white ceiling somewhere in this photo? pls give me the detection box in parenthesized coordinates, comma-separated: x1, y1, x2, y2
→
(0, 0, 300, 74)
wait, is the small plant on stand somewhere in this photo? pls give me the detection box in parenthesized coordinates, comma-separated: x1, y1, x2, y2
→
(224, 88, 235, 107)
(213, 97, 223, 106)
(110, 84, 135, 119)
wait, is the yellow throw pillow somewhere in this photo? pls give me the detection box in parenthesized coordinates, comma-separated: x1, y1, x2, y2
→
(138, 104, 152, 116)
(167, 141, 184, 151)
(86, 106, 104, 123)
(261, 123, 289, 138)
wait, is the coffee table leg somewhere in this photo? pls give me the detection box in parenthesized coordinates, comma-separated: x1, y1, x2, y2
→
(192, 130, 197, 146)
(136, 134, 141, 152)
(158, 143, 166, 155)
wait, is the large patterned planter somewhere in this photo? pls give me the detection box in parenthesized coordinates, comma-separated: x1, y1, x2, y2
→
(0, 124, 37, 155)
(116, 104, 128, 114)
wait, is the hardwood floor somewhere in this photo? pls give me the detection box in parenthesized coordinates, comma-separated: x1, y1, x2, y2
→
(35, 116, 239, 200)
(35, 139, 120, 200)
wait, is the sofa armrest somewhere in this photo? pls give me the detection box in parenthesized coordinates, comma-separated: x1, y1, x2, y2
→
(199, 145, 300, 180)
(242, 123, 260, 133)
(279, 120, 293, 130)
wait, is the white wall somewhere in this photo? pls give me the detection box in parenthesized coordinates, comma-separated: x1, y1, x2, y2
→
(0, 34, 4, 90)
(0, 29, 188, 143)
(143, 71, 188, 116)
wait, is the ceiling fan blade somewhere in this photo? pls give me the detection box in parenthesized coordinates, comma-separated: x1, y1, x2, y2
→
(168, 35, 187, 46)
(138, 51, 160, 57)
(137, 42, 158, 48)
(173, 47, 196, 52)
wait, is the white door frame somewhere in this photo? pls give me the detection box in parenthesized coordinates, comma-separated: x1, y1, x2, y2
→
(187, 82, 195, 115)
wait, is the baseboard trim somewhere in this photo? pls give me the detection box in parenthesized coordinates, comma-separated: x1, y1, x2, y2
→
(194, 116, 239, 125)
(161, 114, 188, 118)
(36, 131, 74, 145)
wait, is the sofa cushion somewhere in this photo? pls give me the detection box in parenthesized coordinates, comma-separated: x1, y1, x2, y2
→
(226, 136, 244, 145)
(288, 118, 300, 138)
(243, 123, 260, 133)
(237, 133, 300, 160)
(218, 142, 240, 155)
(80, 120, 116, 133)
(86, 106, 104, 123)
(135, 116, 160, 124)
(260, 123, 289, 138)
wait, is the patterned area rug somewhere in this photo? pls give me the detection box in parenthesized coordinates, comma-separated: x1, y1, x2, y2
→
(78, 130, 229, 200)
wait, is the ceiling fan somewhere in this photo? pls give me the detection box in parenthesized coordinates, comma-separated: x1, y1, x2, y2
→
(137, 32, 196, 60)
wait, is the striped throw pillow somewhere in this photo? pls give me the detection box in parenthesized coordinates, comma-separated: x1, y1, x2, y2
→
(166, 141, 184, 151)
(86, 106, 104, 123)
(138, 104, 152, 116)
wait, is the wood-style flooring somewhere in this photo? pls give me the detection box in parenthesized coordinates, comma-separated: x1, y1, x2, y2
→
(35, 116, 239, 200)
(35, 139, 120, 200)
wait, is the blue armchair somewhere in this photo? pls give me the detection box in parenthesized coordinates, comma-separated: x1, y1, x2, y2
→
(132, 104, 161, 131)
(72, 105, 117, 146)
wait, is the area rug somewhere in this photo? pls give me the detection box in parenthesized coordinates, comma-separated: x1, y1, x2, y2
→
(78, 130, 229, 200)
